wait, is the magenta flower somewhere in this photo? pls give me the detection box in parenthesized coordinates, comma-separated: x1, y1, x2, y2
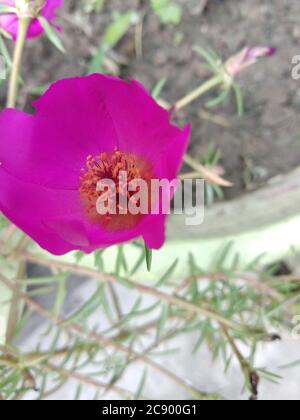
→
(0, 0, 63, 40)
(226, 46, 276, 77)
(0, 75, 190, 255)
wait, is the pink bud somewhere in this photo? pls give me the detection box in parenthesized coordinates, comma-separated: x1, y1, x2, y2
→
(226, 47, 276, 77)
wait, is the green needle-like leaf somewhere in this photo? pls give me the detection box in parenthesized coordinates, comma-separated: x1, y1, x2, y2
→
(38, 16, 66, 53)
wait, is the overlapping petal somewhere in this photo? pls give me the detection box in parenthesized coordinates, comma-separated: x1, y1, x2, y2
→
(0, 0, 63, 40)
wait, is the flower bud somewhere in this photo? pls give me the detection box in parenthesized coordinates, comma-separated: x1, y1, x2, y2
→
(0, 0, 62, 41)
(15, 0, 46, 18)
(225, 46, 276, 78)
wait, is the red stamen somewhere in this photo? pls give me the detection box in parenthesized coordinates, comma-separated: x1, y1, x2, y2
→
(79, 148, 153, 230)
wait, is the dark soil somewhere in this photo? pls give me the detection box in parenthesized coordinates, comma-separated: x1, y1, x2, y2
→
(3, 0, 300, 199)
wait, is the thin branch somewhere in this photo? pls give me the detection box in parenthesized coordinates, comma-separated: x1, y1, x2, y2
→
(107, 283, 123, 321)
(41, 362, 140, 400)
(184, 154, 233, 187)
(175, 272, 284, 301)
(5, 235, 31, 344)
(15, 251, 246, 332)
(0, 274, 212, 400)
(221, 326, 259, 399)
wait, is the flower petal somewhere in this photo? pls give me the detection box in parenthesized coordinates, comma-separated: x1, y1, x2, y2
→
(27, 0, 63, 39)
(0, 86, 119, 189)
(0, 0, 63, 40)
(0, 75, 191, 254)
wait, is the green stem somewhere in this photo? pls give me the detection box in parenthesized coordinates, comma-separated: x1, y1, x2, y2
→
(7, 17, 30, 108)
(175, 74, 223, 111)
(5, 234, 29, 345)
(4, 17, 31, 343)
(5, 261, 26, 344)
